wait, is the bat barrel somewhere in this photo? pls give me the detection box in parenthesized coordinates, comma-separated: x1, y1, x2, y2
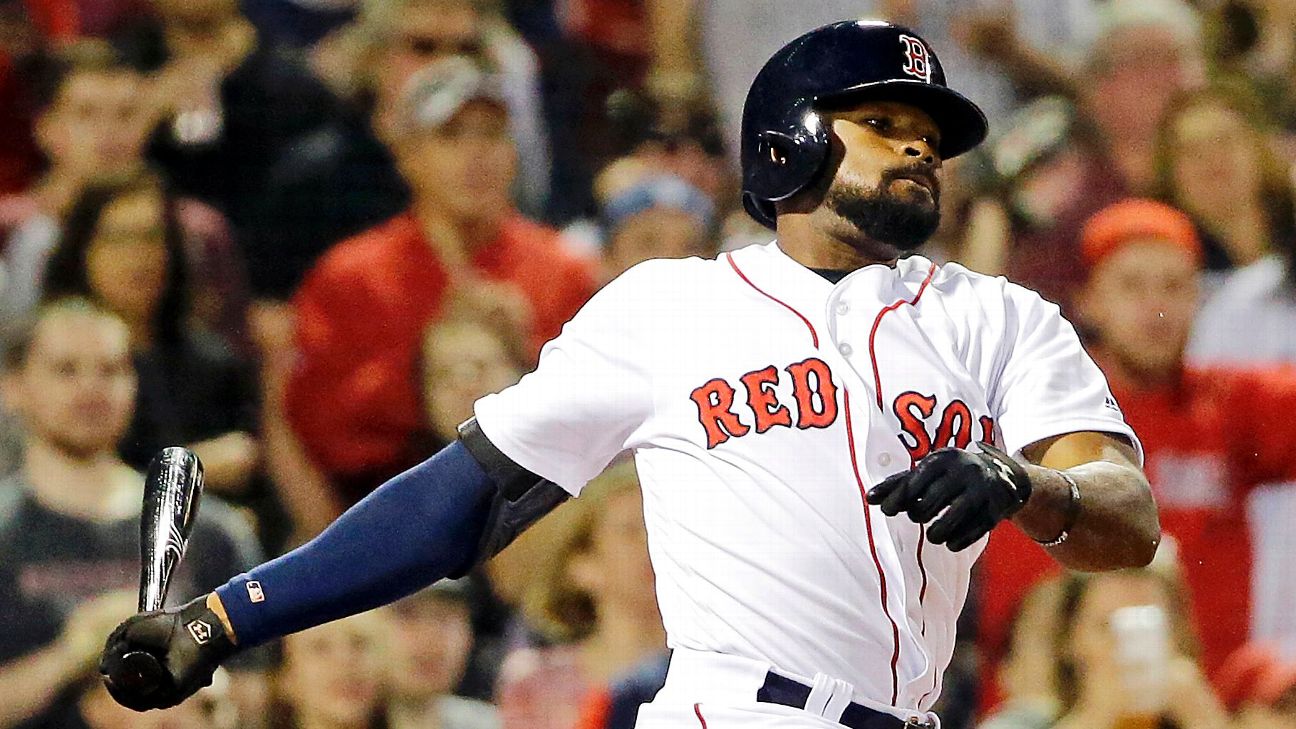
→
(138, 447, 205, 613)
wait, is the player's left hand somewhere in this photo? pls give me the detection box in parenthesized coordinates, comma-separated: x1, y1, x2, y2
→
(866, 443, 1032, 551)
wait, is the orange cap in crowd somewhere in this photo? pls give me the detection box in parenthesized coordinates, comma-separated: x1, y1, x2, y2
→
(1080, 198, 1202, 271)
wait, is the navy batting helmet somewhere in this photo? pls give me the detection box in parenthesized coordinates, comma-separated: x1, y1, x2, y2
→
(741, 20, 989, 229)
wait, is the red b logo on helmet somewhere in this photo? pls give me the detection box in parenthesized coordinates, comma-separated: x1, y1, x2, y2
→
(899, 35, 932, 83)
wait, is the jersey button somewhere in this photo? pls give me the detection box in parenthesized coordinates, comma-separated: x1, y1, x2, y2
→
(878, 453, 893, 467)
(835, 301, 849, 315)
(838, 343, 853, 357)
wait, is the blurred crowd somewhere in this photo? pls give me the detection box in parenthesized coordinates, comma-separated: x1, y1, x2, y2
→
(0, 0, 1294, 728)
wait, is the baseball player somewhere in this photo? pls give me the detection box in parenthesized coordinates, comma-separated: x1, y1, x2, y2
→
(100, 21, 1160, 729)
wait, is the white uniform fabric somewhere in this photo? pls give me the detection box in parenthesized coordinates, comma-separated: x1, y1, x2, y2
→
(475, 240, 1138, 720)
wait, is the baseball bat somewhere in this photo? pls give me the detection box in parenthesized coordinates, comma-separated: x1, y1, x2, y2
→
(105, 447, 205, 696)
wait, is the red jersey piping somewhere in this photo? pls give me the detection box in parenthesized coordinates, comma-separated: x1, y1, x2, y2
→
(726, 252, 820, 348)
(868, 262, 938, 408)
(693, 703, 708, 728)
(844, 388, 902, 705)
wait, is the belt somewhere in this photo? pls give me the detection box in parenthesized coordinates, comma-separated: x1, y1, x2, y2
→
(756, 672, 935, 729)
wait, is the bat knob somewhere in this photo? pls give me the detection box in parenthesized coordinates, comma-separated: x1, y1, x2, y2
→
(107, 651, 169, 697)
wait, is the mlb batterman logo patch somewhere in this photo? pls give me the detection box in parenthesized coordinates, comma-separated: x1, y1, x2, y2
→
(247, 580, 266, 603)
(899, 35, 932, 82)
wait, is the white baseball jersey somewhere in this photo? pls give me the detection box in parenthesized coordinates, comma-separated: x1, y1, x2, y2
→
(475, 240, 1139, 716)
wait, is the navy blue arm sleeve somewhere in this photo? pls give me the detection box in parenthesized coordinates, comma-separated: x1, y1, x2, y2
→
(213, 440, 493, 647)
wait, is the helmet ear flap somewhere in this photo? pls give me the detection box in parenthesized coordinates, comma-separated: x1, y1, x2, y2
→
(748, 122, 830, 207)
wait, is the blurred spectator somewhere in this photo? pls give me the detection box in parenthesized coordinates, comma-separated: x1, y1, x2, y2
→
(360, 0, 549, 214)
(386, 580, 500, 729)
(247, 0, 551, 301)
(977, 199, 1296, 706)
(2, 41, 146, 214)
(1077, 0, 1207, 193)
(1203, 0, 1296, 131)
(411, 298, 528, 700)
(498, 462, 664, 729)
(1217, 644, 1296, 729)
(978, 579, 1066, 729)
(1154, 83, 1296, 278)
(577, 652, 670, 729)
(0, 298, 265, 728)
(529, 0, 691, 222)
(285, 56, 596, 507)
(271, 610, 389, 729)
(959, 0, 1209, 313)
(602, 90, 730, 209)
(43, 180, 260, 495)
(598, 174, 714, 280)
(556, 91, 732, 254)
(415, 291, 529, 458)
(243, 0, 358, 49)
(1, 45, 250, 349)
(1038, 561, 1226, 729)
(116, 0, 343, 237)
(957, 97, 1127, 313)
(1162, 86, 1296, 366)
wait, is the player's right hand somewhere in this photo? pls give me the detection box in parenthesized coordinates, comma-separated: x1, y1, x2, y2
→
(99, 594, 237, 711)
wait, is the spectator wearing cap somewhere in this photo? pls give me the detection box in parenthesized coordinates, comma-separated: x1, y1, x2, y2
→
(386, 580, 500, 729)
(248, 0, 551, 303)
(976, 199, 1296, 703)
(599, 174, 714, 280)
(284, 55, 597, 520)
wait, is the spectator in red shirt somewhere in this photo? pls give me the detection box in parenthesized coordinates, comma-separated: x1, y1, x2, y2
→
(977, 198, 1296, 709)
(285, 55, 597, 505)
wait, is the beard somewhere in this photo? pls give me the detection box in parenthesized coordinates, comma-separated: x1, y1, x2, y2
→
(824, 172, 941, 251)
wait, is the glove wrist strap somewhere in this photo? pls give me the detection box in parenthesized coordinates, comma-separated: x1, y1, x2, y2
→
(178, 597, 237, 663)
(1034, 471, 1081, 548)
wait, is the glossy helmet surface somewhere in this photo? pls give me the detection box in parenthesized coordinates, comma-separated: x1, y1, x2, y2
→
(740, 20, 989, 229)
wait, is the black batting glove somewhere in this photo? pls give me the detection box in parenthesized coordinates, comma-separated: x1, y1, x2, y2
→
(99, 595, 238, 711)
(866, 443, 1032, 551)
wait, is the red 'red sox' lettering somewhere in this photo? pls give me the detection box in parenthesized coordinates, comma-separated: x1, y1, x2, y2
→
(893, 390, 995, 462)
(691, 358, 839, 448)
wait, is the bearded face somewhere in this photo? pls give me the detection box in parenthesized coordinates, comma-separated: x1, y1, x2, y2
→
(824, 165, 941, 251)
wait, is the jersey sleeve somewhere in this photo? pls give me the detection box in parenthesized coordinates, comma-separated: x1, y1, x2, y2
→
(473, 262, 661, 495)
(989, 283, 1143, 462)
